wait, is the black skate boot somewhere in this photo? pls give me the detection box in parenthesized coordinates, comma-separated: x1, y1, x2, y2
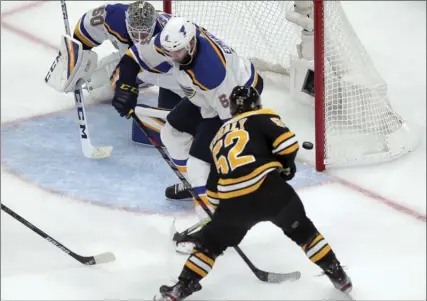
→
(154, 279, 202, 301)
(165, 183, 192, 200)
(321, 259, 352, 293)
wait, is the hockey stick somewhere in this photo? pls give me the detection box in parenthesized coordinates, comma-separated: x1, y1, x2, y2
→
(1, 203, 116, 265)
(135, 105, 170, 119)
(60, 0, 113, 159)
(172, 218, 211, 243)
(130, 111, 301, 283)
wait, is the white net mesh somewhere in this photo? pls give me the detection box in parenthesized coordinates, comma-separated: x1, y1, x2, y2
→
(170, 1, 300, 72)
(319, 2, 416, 165)
(169, 1, 416, 167)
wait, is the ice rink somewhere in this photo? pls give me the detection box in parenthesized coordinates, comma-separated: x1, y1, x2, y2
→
(1, 1, 426, 300)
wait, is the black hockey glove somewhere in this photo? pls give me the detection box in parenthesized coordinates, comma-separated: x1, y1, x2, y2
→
(112, 83, 138, 118)
(278, 161, 296, 182)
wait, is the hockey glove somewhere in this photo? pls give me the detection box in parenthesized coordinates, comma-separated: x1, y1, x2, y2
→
(278, 161, 296, 182)
(112, 83, 138, 118)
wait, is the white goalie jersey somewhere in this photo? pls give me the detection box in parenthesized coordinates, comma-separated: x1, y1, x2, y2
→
(44, 3, 134, 95)
(74, 3, 131, 55)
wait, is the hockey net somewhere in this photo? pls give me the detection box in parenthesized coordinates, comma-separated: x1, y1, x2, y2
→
(163, 0, 417, 171)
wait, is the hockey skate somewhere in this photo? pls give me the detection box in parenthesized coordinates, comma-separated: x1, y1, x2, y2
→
(321, 260, 352, 293)
(175, 241, 195, 255)
(165, 183, 192, 200)
(171, 218, 211, 255)
(154, 279, 202, 301)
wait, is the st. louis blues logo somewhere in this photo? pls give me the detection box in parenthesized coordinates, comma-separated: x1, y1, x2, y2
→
(179, 83, 195, 98)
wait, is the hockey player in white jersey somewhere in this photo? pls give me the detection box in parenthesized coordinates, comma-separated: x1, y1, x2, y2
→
(157, 17, 264, 223)
(71, 0, 183, 105)
(44, 0, 182, 123)
(45, 1, 191, 200)
(110, 16, 264, 253)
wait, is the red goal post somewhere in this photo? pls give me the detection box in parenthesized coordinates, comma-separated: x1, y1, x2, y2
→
(162, 0, 417, 171)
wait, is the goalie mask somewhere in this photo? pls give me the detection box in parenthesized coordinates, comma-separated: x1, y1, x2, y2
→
(229, 86, 262, 116)
(126, 0, 158, 45)
(160, 17, 197, 66)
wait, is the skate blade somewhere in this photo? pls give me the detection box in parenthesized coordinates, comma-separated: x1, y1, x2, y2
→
(166, 197, 193, 201)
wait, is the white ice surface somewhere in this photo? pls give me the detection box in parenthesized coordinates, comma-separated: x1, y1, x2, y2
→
(1, 1, 426, 300)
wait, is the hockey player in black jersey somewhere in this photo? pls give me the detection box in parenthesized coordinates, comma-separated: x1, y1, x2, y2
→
(154, 86, 352, 301)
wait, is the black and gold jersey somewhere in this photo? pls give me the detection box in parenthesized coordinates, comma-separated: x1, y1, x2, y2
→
(206, 108, 299, 201)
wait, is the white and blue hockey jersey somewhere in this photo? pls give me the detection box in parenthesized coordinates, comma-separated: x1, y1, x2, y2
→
(168, 27, 260, 121)
(125, 24, 260, 120)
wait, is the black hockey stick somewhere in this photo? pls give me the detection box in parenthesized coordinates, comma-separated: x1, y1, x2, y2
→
(130, 111, 301, 283)
(1, 203, 116, 265)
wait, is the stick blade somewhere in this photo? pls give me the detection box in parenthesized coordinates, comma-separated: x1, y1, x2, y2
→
(256, 269, 301, 283)
(86, 146, 113, 159)
(170, 218, 179, 242)
(93, 251, 116, 264)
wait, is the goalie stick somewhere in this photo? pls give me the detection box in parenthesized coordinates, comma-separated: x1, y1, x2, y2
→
(130, 111, 301, 284)
(60, 0, 113, 159)
(1, 203, 116, 265)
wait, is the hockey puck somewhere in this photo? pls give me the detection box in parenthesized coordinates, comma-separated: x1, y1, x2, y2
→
(302, 141, 314, 150)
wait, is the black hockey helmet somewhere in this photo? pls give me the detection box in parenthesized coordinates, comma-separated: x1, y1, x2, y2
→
(229, 86, 261, 116)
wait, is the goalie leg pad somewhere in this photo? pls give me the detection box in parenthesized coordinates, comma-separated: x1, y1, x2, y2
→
(45, 35, 97, 93)
(132, 88, 181, 146)
(132, 116, 165, 147)
(86, 52, 121, 103)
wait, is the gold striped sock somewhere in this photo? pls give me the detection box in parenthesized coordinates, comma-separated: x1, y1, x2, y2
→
(302, 234, 332, 263)
(184, 251, 216, 279)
